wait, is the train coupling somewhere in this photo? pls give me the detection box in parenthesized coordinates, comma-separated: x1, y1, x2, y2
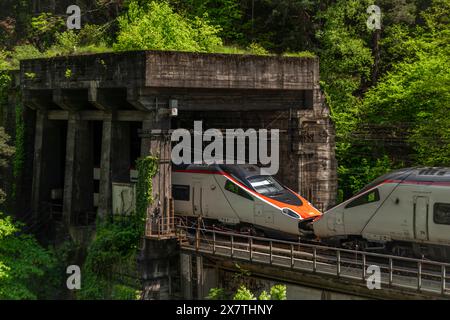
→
(298, 218, 315, 238)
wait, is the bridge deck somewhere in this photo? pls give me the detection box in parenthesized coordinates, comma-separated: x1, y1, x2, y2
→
(178, 227, 450, 299)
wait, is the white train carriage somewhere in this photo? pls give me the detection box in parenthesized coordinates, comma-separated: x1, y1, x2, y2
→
(312, 167, 450, 260)
(172, 164, 322, 239)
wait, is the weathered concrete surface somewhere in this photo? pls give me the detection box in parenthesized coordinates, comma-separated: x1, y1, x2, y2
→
(145, 51, 316, 90)
(138, 238, 180, 299)
(20, 49, 337, 224)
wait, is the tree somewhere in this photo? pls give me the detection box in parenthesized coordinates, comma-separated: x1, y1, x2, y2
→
(362, 0, 450, 166)
(169, 0, 243, 42)
(114, 0, 222, 52)
(0, 127, 14, 204)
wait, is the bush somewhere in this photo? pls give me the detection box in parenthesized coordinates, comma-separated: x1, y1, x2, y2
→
(114, 1, 222, 52)
(0, 213, 58, 299)
(208, 284, 287, 300)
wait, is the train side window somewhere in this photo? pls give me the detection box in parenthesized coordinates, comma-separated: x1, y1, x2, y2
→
(172, 184, 190, 201)
(224, 180, 254, 201)
(434, 203, 450, 225)
(345, 189, 380, 209)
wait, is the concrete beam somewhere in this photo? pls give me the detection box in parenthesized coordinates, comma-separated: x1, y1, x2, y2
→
(47, 110, 155, 121)
(22, 90, 54, 110)
(127, 88, 148, 111)
(53, 88, 88, 111)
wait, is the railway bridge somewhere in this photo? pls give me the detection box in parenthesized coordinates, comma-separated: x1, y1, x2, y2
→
(161, 223, 450, 300)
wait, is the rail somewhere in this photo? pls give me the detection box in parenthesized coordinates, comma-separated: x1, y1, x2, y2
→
(177, 225, 450, 297)
(145, 216, 177, 238)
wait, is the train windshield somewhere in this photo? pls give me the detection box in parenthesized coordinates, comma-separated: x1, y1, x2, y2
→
(248, 176, 284, 195)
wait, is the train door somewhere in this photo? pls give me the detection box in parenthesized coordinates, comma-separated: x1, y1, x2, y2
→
(193, 181, 202, 216)
(414, 196, 429, 241)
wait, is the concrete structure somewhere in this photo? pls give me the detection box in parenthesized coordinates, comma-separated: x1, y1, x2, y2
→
(20, 50, 336, 230)
(19, 50, 337, 298)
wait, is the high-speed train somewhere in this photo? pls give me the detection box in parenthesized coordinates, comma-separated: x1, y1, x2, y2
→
(172, 164, 322, 239)
(311, 167, 450, 261)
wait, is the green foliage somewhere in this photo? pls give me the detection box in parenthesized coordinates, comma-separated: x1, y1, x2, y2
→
(233, 285, 256, 300)
(136, 156, 159, 221)
(111, 284, 141, 300)
(77, 217, 143, 300)
(246, 42, 269, 55)
(170, 0, 243, 41)
(338, 155, 394, 200)
(258, 290, 271, 300)
(269, 284, 287, 300)
(0, 127, 14, 204)
(65, 68, 72, 79)
(114, 1, 222, 52)
(282, 51, 316, 58)
(0, 213, 57, 299)
(46, 26, 111, 56)
(30, 13, 65, 49)
(208, 284, 287, 300)
(206, 287, 228, 300)
(79, 156, 159, 300)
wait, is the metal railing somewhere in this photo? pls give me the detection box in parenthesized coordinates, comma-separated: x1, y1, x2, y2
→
(145, 215, 177, 238)
(178, 225, 450, 297)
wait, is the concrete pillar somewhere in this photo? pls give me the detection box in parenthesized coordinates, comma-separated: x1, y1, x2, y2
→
(295, 89, 337, 211)
(196, 256, 204, 300)
(140, 115, 172, 233)
(31, 111, 66, 220)
(31, 110, 48, 217)
(63, 113, 94, 226)
(98, 115, 131, 219)
(138, 238, 179, 300)
(180, 253, 193, 299)
(98, 115, 113, 219)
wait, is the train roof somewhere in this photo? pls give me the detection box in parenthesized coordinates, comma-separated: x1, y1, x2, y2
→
(393, 167, 450, 182)
(358, 167, 450, 195)
(172, 163, 263, 177)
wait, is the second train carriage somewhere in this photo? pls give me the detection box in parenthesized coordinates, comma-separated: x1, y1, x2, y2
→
(311, 167, 450, 261)
(172, 164, 322, 239)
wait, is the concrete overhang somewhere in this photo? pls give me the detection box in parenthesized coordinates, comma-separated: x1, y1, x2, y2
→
(20, 50, 319, 112)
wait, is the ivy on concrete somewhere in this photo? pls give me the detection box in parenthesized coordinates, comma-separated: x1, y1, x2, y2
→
(136, 155, 159, 221)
